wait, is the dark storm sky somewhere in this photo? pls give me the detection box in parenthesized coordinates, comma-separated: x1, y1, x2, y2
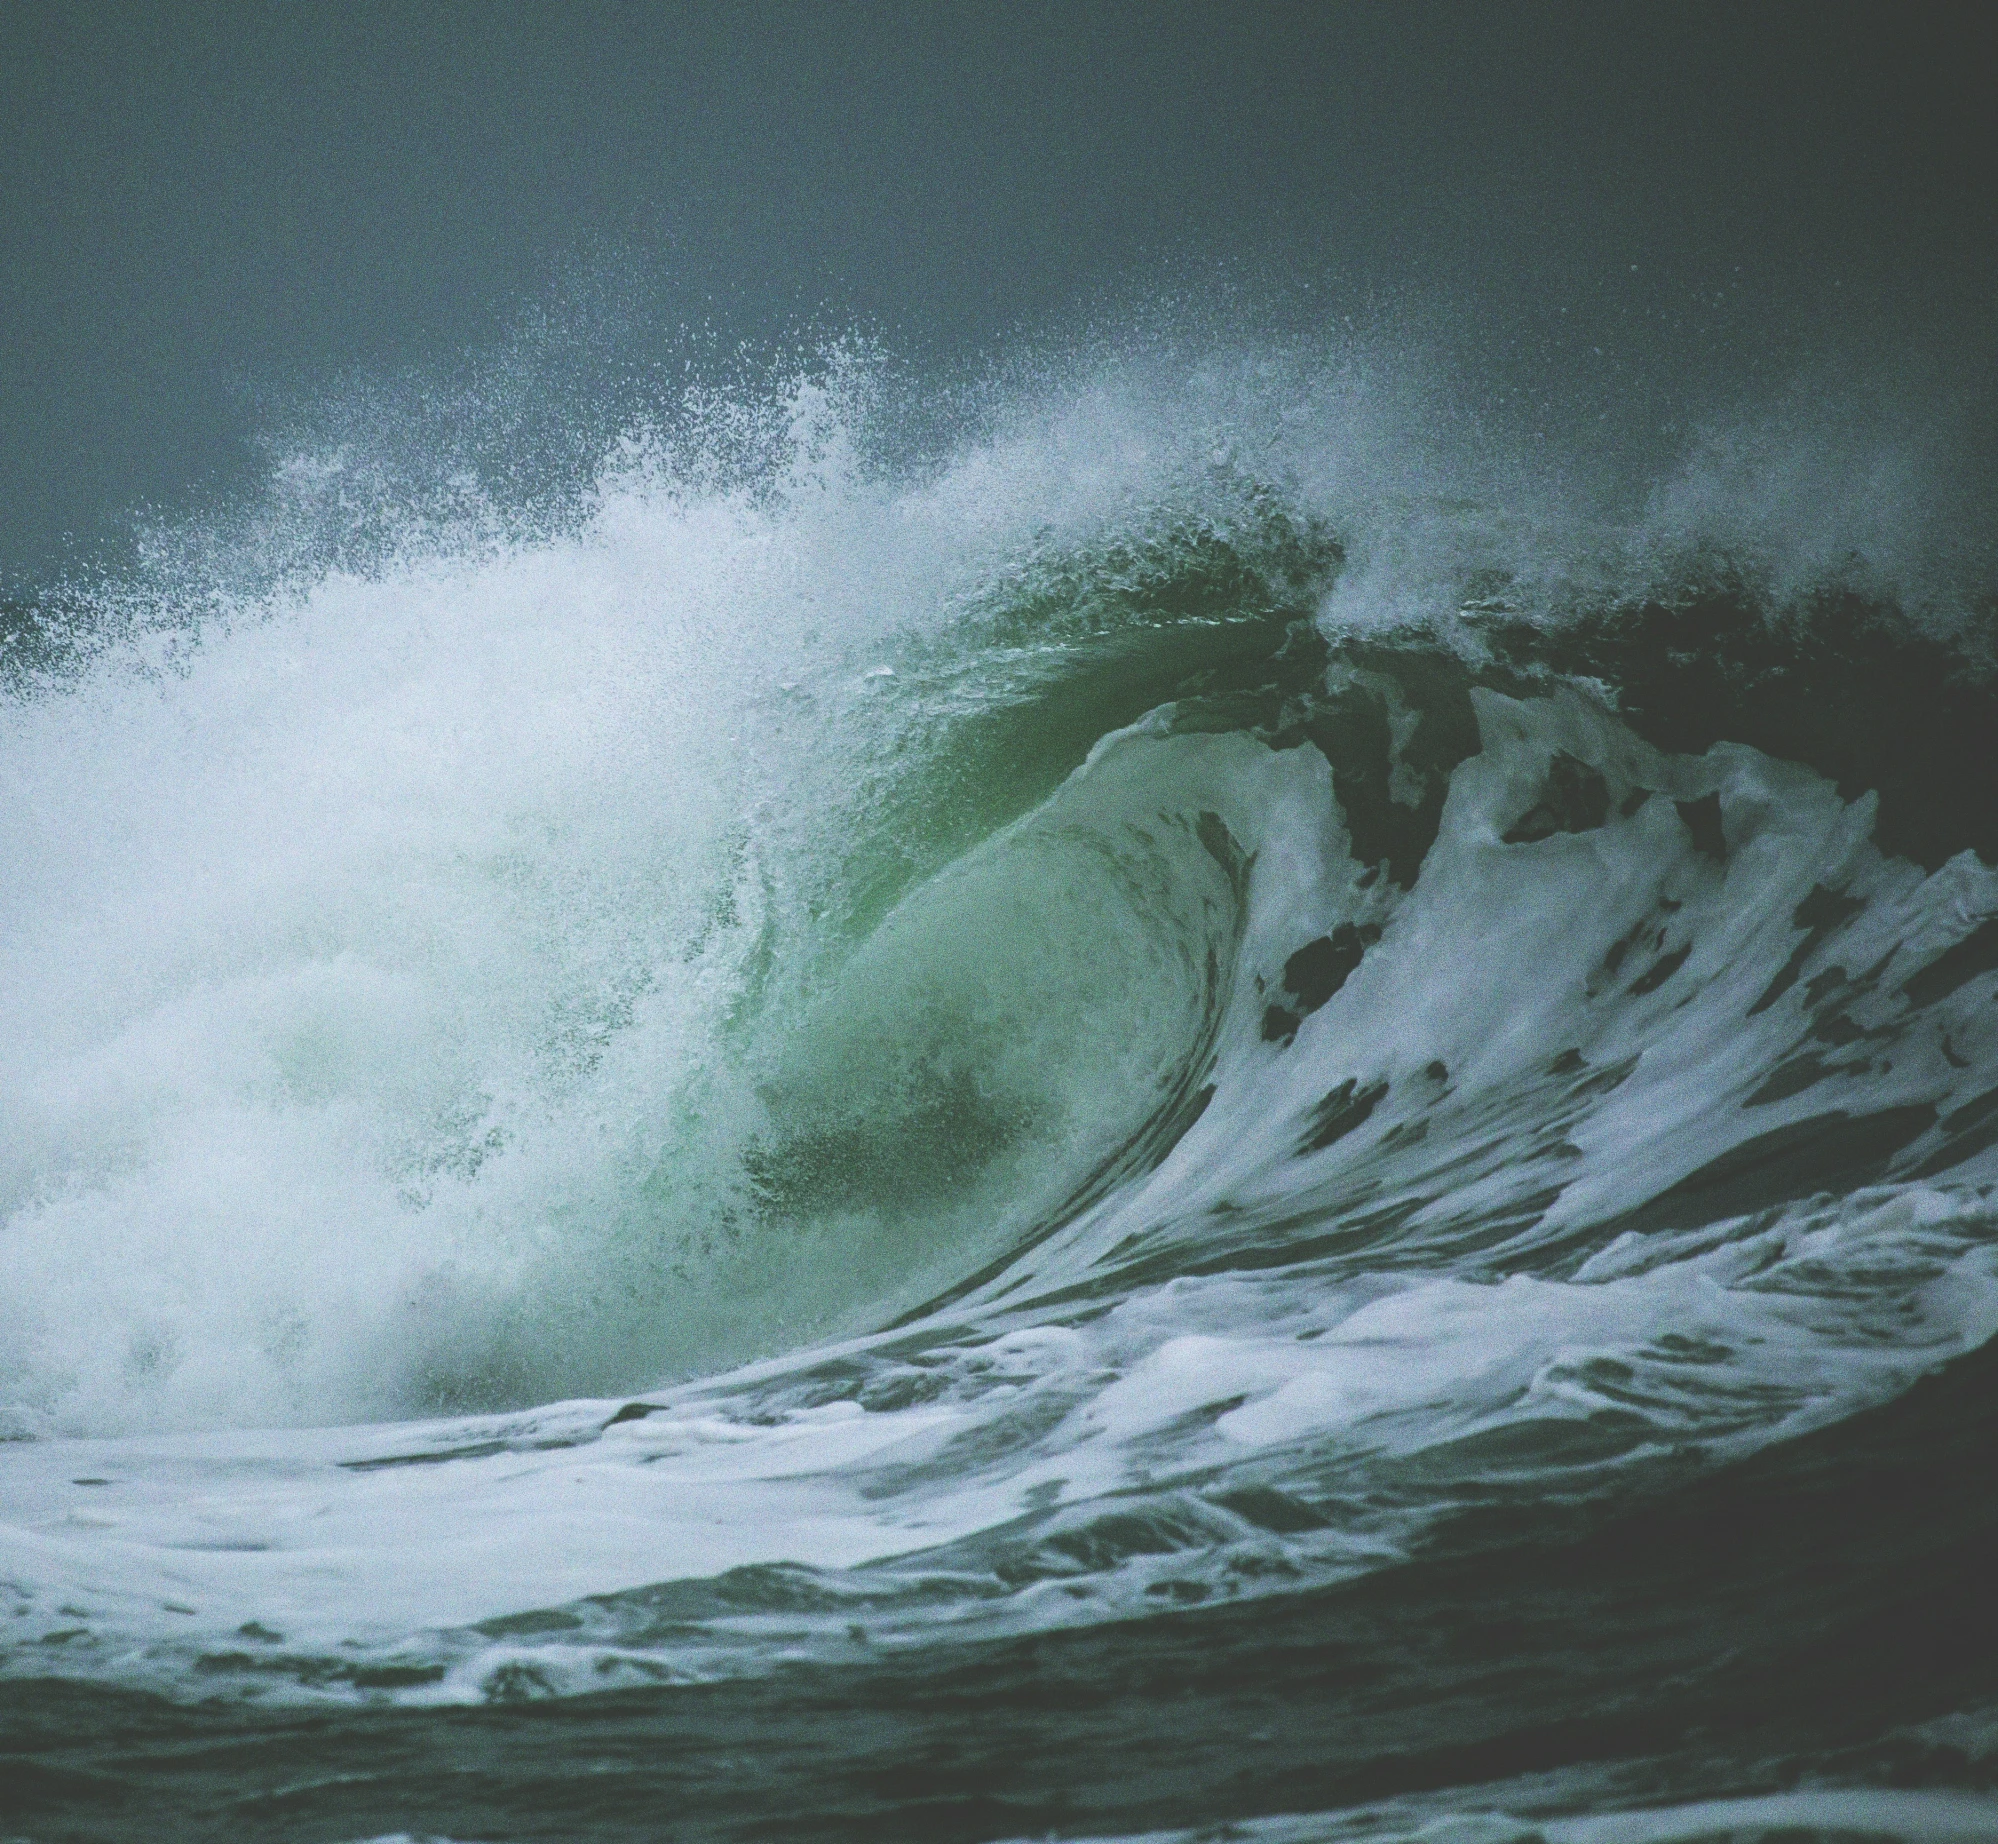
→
(2, 1, 1992, 582)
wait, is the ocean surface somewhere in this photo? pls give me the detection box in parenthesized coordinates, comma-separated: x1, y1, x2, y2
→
(4, 339, 1998, 1842)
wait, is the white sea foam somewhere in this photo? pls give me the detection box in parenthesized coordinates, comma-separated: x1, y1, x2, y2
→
(6, 687, 1998, 1704)
(1003, 1786, 1998, 1844)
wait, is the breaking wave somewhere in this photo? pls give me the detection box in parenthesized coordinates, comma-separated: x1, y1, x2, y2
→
(4, 330, 1997, 1840)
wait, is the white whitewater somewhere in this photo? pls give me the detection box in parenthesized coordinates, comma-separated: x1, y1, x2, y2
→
(4, 348, 1998, 1711)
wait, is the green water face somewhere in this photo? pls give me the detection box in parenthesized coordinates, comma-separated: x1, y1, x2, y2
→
(661, 773, 1243, 1368)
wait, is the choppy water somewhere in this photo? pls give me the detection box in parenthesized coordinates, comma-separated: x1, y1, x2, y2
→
(4, 339, 1998, 1841)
